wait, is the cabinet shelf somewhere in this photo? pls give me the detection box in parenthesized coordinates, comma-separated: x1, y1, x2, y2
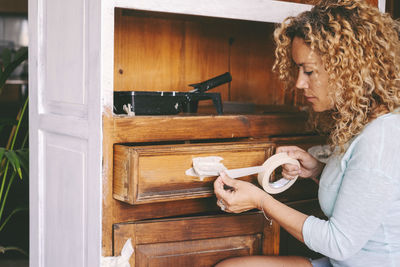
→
(111, 112, 310, 143)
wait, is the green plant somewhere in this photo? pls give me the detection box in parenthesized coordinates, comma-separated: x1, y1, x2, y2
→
(0, 47, 29, 257)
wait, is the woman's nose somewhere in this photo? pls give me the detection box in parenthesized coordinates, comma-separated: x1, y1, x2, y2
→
(295, 71, 308, 90)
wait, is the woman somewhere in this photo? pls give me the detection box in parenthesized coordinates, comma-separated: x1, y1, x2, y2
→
(214, 0, 400, 266)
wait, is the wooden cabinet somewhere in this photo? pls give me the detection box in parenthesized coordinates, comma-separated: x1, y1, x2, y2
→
(114, 212, 279, 266)
(113, 141, 274, 204)
(107, 3, 324, 264)
(108, 0, 380, 263)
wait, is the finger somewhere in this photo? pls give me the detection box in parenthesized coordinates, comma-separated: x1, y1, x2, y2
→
(214, 175, 225, 190)
(286, 149, 310, 162)
(217, 173, 243, 204)
(276, 146, 304, 154)
(281, 163, 300, 172)
(214, 176, 226, 199)
(282, 170, 301, 179)
(281, 171, 298, 180)
(214, 175, 237, 201)
(220, 172, 238, 187)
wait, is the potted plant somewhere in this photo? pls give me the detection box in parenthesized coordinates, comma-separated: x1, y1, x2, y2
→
(0, 46, 29, 264)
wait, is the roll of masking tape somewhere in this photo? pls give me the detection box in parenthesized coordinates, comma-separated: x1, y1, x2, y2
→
(257, 152, 300, 194)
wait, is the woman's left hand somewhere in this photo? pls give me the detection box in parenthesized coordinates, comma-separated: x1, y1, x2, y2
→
(214, 172, 268, 213)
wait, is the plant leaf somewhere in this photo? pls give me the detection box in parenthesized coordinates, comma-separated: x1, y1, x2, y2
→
(0, 206, 28, 233)
(0, 147, 5, 162)
(14, 47, 28, 61)
(0, 47, 28, 91)
(0, 48, 12, 71)
(4, 150, 22, 179)
(0, 147, 5, 175)
(15, 149, 29, 175)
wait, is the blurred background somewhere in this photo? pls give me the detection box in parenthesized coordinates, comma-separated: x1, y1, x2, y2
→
(0, 1, 29, 265)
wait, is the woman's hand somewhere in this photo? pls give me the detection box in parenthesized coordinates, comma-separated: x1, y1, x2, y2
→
(214, 171, 309, 243)
(214, 172, 269, 213)
(276, 146, 325, 182)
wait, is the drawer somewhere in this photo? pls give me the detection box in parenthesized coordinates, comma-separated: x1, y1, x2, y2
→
(113, 212, 279, 267)
(113, 141, 274, 204)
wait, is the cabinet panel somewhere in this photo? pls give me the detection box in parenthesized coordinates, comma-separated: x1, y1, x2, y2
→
(114, 9, 285, 106)
(114, 9, 230, 95)
(113, 212, 280, 267)
(111, 113, 310, 143)
(114, 141, 274, 204)
(136, 235, 261, 266)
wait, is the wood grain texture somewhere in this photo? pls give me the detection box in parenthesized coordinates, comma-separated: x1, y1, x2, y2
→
(114, 10, 286, 106)
(229, 22, 284, 105)
(113, 141, 274, 204)
(102, 112, 322, 255)
(114, 9, 230, 96)
(135, 236, 259, 267)
(113, 113, 310, 143)
(113, 212, 278, 266)
(102, 113, 116, 256)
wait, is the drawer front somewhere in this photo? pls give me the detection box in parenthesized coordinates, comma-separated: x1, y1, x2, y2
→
(114, 141, 274, 204)
(113, 212, 279, 267)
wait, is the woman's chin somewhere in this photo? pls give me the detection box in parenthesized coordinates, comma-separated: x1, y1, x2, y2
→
(309, 103, 332, 113)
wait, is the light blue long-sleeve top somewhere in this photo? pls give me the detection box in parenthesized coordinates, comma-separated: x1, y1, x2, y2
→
(302, 111, 400, 267)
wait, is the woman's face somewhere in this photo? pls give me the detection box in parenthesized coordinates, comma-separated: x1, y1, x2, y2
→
(291, 37, 333, 112)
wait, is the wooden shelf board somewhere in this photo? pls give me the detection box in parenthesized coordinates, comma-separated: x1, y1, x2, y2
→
(111, 113, 310, 143)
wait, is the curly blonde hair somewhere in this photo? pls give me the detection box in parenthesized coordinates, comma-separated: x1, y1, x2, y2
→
(273, 0, 400, 151)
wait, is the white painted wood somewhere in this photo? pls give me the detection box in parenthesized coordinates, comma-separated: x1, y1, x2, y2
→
(378, 0, 386, 12)
(114, 0, 312, 23)
(44, 134, 87, 266)
(44, 0, 86, 115)
(101, 0, 115, 110)
(29, 0, 102, 265)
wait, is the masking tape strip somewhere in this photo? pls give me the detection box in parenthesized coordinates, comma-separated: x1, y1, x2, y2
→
(257, 152, 300, 194)
(185, 153, 299, 194)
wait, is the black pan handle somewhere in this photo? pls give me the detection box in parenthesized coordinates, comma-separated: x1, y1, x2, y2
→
(189, 72, 232, 92)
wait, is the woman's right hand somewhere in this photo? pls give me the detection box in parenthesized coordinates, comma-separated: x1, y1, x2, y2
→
(276, 146, 325, 182)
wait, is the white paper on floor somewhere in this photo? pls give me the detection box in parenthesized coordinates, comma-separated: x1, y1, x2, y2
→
(101, 238, 133, 267)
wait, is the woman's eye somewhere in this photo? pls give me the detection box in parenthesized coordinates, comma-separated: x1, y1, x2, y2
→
(304, 70, 313, 76)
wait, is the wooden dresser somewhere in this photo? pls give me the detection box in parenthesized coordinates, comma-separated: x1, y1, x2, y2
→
(28, 0, 381, 266)
(104, 1, 378, 266)
(103, 3, 335, 265)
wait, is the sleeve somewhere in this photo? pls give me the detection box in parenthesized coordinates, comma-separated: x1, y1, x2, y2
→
(302, 122, 400, 261)
(303, 168, 397, 260)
